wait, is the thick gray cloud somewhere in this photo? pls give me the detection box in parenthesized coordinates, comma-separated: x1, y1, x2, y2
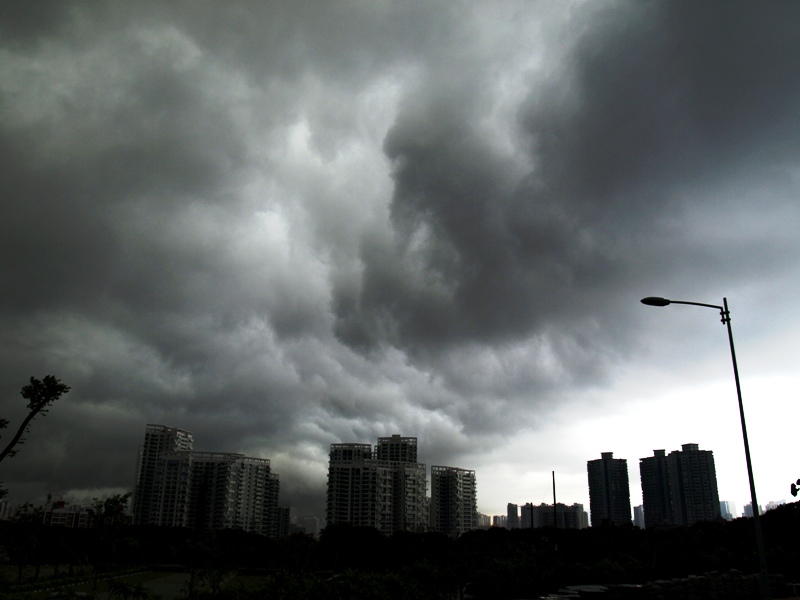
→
(1, 1, 799, 518)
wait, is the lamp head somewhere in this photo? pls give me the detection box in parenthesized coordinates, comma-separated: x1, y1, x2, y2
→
(641, 296, 671, 307)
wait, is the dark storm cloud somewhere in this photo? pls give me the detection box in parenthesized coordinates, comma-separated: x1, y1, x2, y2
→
(2, 1, 800, 517)
(335, 0, 800, 359)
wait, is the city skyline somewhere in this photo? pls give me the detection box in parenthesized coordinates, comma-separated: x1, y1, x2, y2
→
(1, 2, 799, 522)
(0, 421, 787, 526)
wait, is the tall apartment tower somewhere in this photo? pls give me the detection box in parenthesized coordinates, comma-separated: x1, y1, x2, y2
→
(507, 503, 520, 529)
(326, 436, 427, 536)
(720, 500, 736, 521)
(640, 449, 674, 528)
(376, 435, 417, 462)
(133, 424, 193, 525)
(430, 465, 477, 535)
(326, 443, 375, 528)
(668, 443, 721, 526)
(587, 452, 632, 526)
(134, 425, 281, 536)
(633, 505, 645, 529)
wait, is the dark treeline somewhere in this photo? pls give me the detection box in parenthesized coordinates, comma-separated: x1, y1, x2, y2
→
(2, 502, 799, 599)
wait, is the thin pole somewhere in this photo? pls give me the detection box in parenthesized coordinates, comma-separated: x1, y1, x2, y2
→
(723, 297, 770, 599)
(552, 471, 557, 529)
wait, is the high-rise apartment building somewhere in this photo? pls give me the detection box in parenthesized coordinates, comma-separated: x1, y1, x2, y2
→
(640, 449, 673, 528)
(326, 435, 428, 536)
(720, 500, 736, 521)
(507, 503, 520, 529)
(430, 465, 477, 535)
(639, 444, 721, 527)
(668, 443, 721, 526)
(133, 425, 281, 536)
(587, 452, 632, 526)
(633, 505, 645, 529)
(376, 435, 417, 463)
(133, 424, 193, 525)
(529, 503, 589, 529)
(743, 502, 762, 518)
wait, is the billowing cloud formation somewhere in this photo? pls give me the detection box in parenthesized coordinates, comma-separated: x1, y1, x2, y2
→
(1, 1, 799, 518)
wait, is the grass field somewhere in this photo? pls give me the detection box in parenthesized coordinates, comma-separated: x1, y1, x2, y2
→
(1, 566, 191, 600)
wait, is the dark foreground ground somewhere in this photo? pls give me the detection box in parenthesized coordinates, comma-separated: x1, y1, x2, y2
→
(2, 501, 799, 599)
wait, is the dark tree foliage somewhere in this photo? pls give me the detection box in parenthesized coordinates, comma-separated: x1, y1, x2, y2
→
(0, 375, 71, 463)
(3, 503, 799, 599)
(88, 492, 132, 528)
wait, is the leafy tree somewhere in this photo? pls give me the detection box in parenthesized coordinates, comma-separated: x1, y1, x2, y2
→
(88, 492, 132, 528)
(0, 375, 70, 497)
(0, 375, 71, 463)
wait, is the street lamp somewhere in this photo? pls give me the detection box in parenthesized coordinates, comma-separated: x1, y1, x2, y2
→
(640, 296, 770, 599)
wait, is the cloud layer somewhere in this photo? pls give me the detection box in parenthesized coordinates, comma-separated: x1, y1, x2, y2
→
(2, 1, 799, 517)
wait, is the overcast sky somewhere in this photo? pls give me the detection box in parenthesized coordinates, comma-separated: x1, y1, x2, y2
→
(2, 1, 799, 523)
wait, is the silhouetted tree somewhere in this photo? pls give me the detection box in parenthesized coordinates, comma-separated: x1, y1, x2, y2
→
(87, 492, 131, 528)
(3, 502, 45, 584)
(0, 375, 71, 496)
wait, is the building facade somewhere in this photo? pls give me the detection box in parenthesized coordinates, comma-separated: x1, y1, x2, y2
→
(326, 436, 428, 536)
(133, 425, 281, 536)
(668, 443, 721, 526)
(529, 502, 589, 529)
(633, 505, 645, 529)
(720, 500, 736, 521)
(640, 449, 674, 528)
(587, 452, 632, 526)
(133, 424, 194, 526)
(507, 503, 520, 529)
(429, 465, 477, 536)
(640, 444, 721, 527)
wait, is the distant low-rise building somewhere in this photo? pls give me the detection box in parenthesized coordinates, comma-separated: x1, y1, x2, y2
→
(43, 497, 92, 528)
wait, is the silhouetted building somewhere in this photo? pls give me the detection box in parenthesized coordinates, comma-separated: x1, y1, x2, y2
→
(133, 424, 193, 526)
(640, 444, 721, 527)
(587, 452, 632, 526)
(520, 502, 533, 529)
(668, 443, 721, 526)
(640, 449, 674, 528)
(430, 465, 477, 535)
(743, 502, 763, 518)
(530, 502, 589, 529)
(507, 503, 520, 529)
(303, 516, 321, 536)
(376, 435, 418, 463)
(326, 435, 427, 535)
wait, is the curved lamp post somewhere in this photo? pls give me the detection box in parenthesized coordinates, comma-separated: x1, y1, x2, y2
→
(641, 296, 769, 599)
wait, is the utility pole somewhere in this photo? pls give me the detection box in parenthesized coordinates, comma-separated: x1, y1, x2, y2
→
(552, 471, 557, 529)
